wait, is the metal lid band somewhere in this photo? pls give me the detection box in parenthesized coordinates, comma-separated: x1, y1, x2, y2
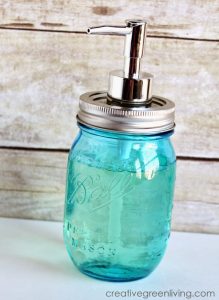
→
(77, 91, 175, 135)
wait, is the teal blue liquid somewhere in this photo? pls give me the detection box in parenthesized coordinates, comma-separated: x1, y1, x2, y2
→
(64, 125, 176, 282)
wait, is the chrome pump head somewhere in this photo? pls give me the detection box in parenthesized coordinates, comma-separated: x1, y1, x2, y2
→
(88, 19, 153, 105)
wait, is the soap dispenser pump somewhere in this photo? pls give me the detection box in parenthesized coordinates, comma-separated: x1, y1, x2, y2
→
(64, 19, 176, 282)
(88, 19, 153, 105)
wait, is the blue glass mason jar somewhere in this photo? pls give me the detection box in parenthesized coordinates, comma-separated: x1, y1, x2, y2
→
(63, 93, 176, 282)
(64, 19, 176, 282)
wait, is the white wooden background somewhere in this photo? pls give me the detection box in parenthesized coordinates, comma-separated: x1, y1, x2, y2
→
(0, 1, 218, 233)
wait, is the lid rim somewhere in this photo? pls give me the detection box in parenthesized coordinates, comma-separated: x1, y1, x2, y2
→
(78, 91, 175, 134)
(77, 115, 175, 135)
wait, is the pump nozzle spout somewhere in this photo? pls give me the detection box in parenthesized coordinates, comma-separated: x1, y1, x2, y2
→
(87, 26, 131, 36)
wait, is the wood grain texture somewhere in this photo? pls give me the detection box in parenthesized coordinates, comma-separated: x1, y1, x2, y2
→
(0, 149, 218, 233)
(0, 30, 218, 158)
(0, 0, 219, 40)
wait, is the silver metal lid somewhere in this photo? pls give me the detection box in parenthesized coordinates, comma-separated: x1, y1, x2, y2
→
(77, 92, 175, 134)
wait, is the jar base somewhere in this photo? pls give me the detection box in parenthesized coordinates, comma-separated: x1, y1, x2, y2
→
(78, 261, 153, 282)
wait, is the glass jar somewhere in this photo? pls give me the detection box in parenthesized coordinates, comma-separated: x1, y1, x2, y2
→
(63, 124, 176, 282)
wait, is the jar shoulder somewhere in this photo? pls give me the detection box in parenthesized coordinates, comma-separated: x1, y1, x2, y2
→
(68, 130, 176, 173)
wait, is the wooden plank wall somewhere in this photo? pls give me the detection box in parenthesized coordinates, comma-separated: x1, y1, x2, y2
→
(0, 1, 218, 233)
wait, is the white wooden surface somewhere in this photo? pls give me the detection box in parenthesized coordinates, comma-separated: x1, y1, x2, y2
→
(0, 149, 218, 234)
(0, 30, 218, 157)
(0, 1, 218, 233)
(0, 0, 218, 39)
(0, 217, 218, 300)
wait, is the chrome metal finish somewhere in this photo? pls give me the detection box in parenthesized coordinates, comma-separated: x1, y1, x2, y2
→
(77, 92, 175, 134)
(87, 26, 131, 36)
(87, 19, 151, 104)
(123, 19, 146, 79)
(108, 70, 153, 104)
